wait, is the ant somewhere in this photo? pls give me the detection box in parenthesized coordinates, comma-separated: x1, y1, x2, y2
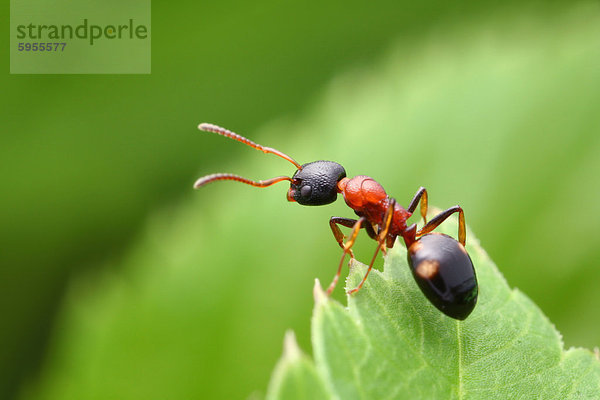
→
(194, 123, 478, 320)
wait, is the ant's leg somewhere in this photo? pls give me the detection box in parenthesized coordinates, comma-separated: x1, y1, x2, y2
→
(348, 198, 397, 295)
(406, 187, 428, 224)
(330, 217, 358, 258)
(364, 222, 378, 241)
(329, 217, 355, 250)
(385, 234, 397, 249)
(330, 217, 377, 258)
(417, 205, 466, 245)
(326, 217, 366, 295)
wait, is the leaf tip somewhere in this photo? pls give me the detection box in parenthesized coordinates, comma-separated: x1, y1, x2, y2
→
(313, 278, 327, 305)
(282, 330, 301, 361)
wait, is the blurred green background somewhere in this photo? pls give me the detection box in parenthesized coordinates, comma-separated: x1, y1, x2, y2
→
(2, 1, 600, 399)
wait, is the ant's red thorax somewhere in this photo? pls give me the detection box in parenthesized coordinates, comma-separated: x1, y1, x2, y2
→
(338, 176, 386, 208)
(338, 176, 411, 234)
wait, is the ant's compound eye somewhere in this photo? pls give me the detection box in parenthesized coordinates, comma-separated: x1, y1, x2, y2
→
(300, 185, 312, 198)
(290, 161, 346, 206)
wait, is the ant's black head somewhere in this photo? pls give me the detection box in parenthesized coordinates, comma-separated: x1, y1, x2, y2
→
(287, 161, 346, 206)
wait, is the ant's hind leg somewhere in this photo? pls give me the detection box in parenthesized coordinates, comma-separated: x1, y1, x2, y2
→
(417, 205, 466, 245)
(326, 216, 366, 295)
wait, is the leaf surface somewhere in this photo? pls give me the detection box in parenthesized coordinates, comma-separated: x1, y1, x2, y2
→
(268, 221, 600, 399)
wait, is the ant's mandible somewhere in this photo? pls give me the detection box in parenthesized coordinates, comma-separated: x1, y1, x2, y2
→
(194, 123, 478, 320)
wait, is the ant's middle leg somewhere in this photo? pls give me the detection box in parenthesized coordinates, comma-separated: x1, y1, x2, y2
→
(326, 216, 367, 295)
(406, 186, 428, 224)
(417, 205, 466, 245)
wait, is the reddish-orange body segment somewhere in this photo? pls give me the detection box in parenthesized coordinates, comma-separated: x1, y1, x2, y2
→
(338, 176, 412, 240)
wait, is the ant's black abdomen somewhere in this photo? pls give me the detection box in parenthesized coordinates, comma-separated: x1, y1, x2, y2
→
(407, 233, 478, 320)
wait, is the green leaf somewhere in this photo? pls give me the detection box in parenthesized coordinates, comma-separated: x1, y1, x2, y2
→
(266, 331, 331, 400)
(267, 220, 600, 399)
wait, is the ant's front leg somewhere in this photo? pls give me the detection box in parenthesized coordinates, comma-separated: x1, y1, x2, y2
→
(406, 186, 428, 224)
(347, 198, 397, 295)
(326, 216, 367, 295)
(417, 205, 466, 245)
(329, 217, 377, 258)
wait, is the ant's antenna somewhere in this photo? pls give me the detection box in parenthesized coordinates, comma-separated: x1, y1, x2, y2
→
(194, 123, 301, 189)
(198, 123, 302, 169)
(194, 173, 292, 189)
